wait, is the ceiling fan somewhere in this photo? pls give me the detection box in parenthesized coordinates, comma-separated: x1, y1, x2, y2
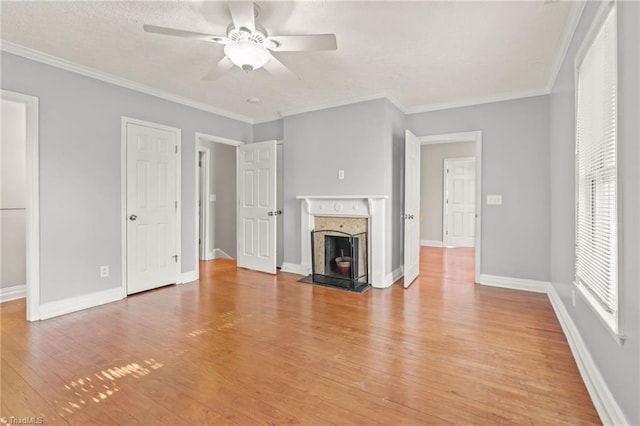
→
(143, 2, 337, 80)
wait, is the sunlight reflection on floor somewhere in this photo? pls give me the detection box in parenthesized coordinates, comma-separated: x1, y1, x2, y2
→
(57, 358, 164, 417)
(186, 312, 254, 337)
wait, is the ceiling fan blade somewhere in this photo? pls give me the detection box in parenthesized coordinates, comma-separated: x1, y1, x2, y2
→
(262, 55, 298, 79)
(143, 24, 226, 44)
(202, 56, 234, 80)
(228, 2, 256, 32)
(267, 34, 337, 52)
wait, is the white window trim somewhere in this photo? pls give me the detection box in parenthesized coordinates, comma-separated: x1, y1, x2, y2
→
(573, 0, 624, 342)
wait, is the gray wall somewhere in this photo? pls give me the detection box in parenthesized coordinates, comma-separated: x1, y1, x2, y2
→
(282, 99, 389, 267)
(1, 51, 251, 304)
(406, 95, 550, 281)
(420, 142, 476, 242)
(253, 119, 283, 142)
(1, 99, 27, 288)
(549, 1, 639, 423)
(211, 142, 237, 258)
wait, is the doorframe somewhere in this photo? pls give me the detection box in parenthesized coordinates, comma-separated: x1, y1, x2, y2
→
(121, 117, 182, 297)
(194, 132, 243, 274)
(1, 90, 40, 321)
(442, 156, 476, 247)
(418, 131, 482, 283)
(196, 146, 211, 260)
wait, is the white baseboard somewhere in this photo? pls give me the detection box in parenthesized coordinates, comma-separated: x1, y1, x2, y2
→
(213, 248, 233, 259)
(547, 285, 628, 426)
(0, 284, 26, 302)
(204, 251, 216, 261)
(40, 287, 123, 320)
(179, 270, 198, 284)
(420, 240, 443, 247)
(280, 262, 309, 276)
(384, 267, 404, 287)
(477, 274, 550, 293)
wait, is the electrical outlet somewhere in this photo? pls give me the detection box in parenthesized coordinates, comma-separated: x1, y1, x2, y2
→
(100, 265, 109, 278)
(338, 170, 345, 180)
(571, 289, 576, 307)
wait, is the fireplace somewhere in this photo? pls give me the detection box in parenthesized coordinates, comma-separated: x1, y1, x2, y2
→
(295, 195, 387, 288)
(311, 230, 368, 291)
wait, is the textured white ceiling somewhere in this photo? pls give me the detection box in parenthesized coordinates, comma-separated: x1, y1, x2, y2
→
(1, 1, 575, 122)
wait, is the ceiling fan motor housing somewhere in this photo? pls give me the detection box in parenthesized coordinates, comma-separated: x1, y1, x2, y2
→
(227, 25, 267, 45)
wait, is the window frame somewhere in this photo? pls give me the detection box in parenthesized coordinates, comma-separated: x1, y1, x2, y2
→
(573, 0, 623, 340)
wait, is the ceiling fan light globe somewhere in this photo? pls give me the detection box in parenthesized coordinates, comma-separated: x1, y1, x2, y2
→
(224, 40, 271, 72)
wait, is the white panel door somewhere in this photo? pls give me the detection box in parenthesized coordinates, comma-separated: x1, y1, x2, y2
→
(126, 123, 177, 294)
(237, 140, 277, 274)
(404, 130, 421, 288)
(444, 157, 476, 247)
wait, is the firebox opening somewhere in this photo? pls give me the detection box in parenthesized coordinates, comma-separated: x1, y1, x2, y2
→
(310, 229, 369, 292)
(325, 235, 353, 277)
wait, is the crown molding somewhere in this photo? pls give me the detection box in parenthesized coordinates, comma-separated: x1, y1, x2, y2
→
(546, 0, 587, 92)
(0, 41, 255, 124)
(382, 94, 408, 114)
(279, 92, 408, 118)
(252, 114, 285, 124)
(250, 88, 549, 124)
(404, 88, 550, 115)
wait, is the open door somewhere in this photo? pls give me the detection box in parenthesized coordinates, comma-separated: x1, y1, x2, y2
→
(237, 140, 278, 274)
(403, 130, 421, 288)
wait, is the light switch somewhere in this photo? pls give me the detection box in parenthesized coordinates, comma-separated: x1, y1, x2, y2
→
(210, 194, 216, 202)
(338, 170, 345, 180)
(487, 195, 502, 205)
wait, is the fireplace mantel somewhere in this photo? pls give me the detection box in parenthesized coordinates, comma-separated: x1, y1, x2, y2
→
(297, 195, 387, 288)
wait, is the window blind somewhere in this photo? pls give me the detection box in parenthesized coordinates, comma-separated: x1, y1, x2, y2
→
(575, 4, 617, 317)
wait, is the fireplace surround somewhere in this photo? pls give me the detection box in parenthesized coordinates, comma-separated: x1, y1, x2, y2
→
(296, 195, 387, 288)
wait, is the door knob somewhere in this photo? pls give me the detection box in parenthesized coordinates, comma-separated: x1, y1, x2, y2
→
(129, 214, 137, 221)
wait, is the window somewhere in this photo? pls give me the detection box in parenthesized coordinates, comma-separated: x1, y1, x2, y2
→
(574, 1, 619, 334)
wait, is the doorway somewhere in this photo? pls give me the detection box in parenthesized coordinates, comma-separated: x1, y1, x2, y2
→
(196, 134, 241, 265)
(0, 90, 40, 320)
(195, 135, 284, 274)
(405, 131, 482, 285)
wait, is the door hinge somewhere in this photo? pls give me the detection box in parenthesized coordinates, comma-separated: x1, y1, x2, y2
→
(198, 160, 202, 167)
(172, 255, 178, 263)
(175, 145, 178, 154)
(446, 230, 449, 235)
(175, 200, 178, 209)
(447, 168, 449, 174)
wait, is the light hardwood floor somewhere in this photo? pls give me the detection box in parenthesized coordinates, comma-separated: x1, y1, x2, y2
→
(1, 247, 600, 425)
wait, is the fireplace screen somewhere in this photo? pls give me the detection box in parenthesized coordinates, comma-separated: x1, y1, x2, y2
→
(311, 230, 368, 291)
